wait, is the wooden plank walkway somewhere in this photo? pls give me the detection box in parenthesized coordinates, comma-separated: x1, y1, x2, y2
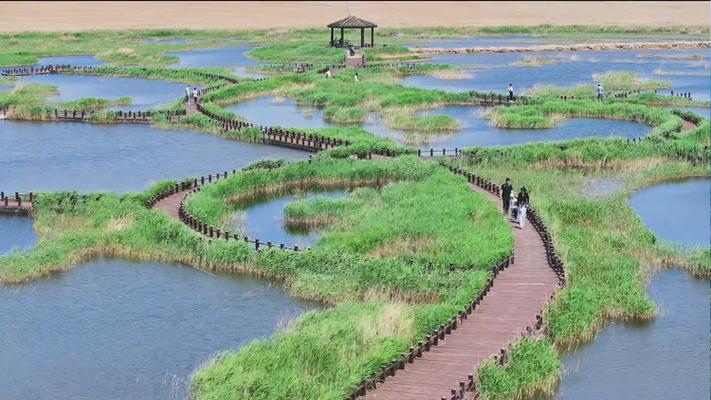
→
(153, 190, 190, 220)
(362, 184, 558, 400)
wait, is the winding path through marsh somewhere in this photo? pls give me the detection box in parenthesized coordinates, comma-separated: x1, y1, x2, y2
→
(359, 181, 559, 400)
(150, 161, 561, 400)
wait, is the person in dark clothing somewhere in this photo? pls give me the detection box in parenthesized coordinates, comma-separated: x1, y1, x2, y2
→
(516, 187, 530, 207)
(501, 178, 513, 215)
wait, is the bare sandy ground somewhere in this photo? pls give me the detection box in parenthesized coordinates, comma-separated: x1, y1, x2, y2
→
(0, 1, 708, 32)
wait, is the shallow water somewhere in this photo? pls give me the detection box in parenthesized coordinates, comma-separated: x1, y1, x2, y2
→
(402, 48, 709, 102)
(547, 178, 710, 399)
(405, 35, 706, 49)
(0, 215, 37, 255)
(143, 38, 190, 45)
(166, 46, 263, 78)
(407, 106, 649, 148)
(226, 97, 649, 149)
(548, 268, 709, 400)
(0, 120, 308, 193)
(0, 258, 319, 400)
(224, 96, 399, 138)
(235, 189, 348, 248)
(628, 178, 710, 246)
(35, 54, 105, 67)
(581, 177, 624, 198)
(18, 73, 186, 111)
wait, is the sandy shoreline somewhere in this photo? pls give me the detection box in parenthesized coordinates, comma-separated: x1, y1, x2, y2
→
(413, 40, 711, 55)
(0, 1, 708, 32)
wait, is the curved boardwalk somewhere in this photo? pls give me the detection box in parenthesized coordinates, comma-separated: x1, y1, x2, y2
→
(362, 183, 558, 400)
(153, 190, 190, 220)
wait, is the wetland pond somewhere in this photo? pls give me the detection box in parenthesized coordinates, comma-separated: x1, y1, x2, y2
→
(0, 120, 308, 193)
(545, 178, 709, 399)
(224, 96, 650, 149)
(233, 189, 350, 249)
(0, 258, 320, 400)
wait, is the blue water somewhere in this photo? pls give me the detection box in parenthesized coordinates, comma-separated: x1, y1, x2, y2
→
(405, 35, 707, 49)
(402, 49, 709, 102)
(0, 120, 308, 193)
(18, 74, 186, 111)
(224, 96, 399, 138)
(235, 190, 348, 248)
(35, 54, 105, 67)
(629, 178, 710, 246)
(225, 97, 650, 148)
(166, 46, 263, 78)
(0, 215, 37, 256)
(0, 258, 319, 400)
(406, 106, 649, 148)
(549, 178, 711, 399)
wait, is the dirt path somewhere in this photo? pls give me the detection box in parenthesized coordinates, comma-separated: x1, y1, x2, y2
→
(0, 1, 707, 32)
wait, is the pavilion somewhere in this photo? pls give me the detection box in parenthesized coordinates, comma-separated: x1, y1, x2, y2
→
(327, 16, 377, 48)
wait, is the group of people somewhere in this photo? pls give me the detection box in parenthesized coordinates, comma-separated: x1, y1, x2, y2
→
(323, 69, 359, 83)
(185, 85, 200, 105)
(501, 178, 530, 228)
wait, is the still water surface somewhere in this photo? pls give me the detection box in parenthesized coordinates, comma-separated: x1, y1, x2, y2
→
(0, 120, 308, 193)
(548, 178, 710, 399)
(0, 258, 319, 400)
(235, 189, 348, 248)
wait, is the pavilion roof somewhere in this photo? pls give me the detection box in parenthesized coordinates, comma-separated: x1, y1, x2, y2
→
(327, 16, 377, 28)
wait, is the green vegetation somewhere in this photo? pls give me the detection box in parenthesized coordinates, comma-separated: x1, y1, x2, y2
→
(477, 337, 561, 400)
(2, 26, 709, 400)
(485, 98, 680, 131)
(0, 157, 511, 400)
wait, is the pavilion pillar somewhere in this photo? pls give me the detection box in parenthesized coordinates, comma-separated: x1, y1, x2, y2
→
(361, 28, 365, 47)
(340, 28, 344, 47)
(371, 27, 374, 47)
(330, 27, 334, 46)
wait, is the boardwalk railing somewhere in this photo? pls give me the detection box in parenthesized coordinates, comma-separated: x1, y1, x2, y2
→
(1, 64, 71, 76)
(447, 165, 566, 286)
(196, 103, 351, 152)
(346, 166, 565, 400)
(147, 169, 310, 252)
(49, 108, 185, 123)
(0, 191, 37, 214)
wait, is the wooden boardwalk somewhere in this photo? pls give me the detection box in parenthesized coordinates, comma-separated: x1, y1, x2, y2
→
(362, 184, 558, 400)
(153, 190, 190, 220)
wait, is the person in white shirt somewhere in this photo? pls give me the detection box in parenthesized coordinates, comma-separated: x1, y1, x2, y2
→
(325, 69, 332, 78)
(354, 72, 360, 83)
(508, 83, 514, 102)
(185, 85, 192, 104)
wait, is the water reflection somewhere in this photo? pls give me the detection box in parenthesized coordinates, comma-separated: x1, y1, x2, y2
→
(235, 189, 349, 248)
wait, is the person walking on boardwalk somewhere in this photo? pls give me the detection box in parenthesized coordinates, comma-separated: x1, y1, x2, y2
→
(597, 83, 604, 101)
(501, 178, 513, 216)
(192, 87, 199, 104)
(508, 83, 514, 102)
(185, 85, 192, 104)
(516, 187, 530, 228)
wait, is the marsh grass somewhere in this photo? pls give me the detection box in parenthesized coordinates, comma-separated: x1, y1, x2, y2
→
(447, 155, 709, 397)
(1, 157, 510, 400)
